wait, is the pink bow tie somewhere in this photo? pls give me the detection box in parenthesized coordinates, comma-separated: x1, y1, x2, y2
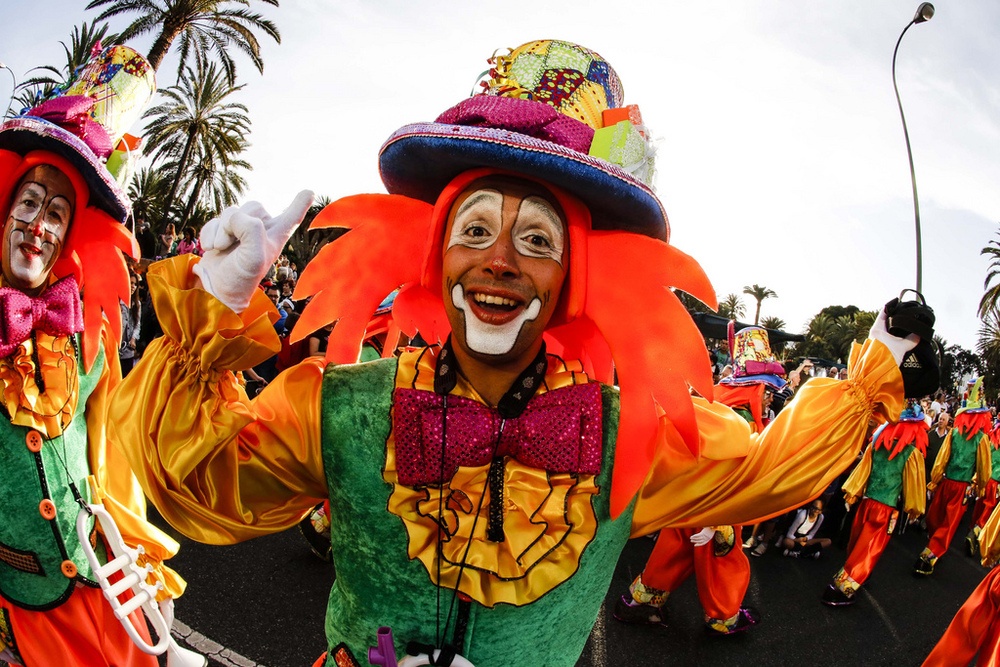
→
(0, 276, 85, 357)
(392, 383, 604, 487)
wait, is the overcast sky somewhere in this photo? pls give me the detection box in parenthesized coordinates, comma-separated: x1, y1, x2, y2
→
(3, 1, 998, 351)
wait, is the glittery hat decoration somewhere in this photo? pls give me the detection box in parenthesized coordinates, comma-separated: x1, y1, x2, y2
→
(380, 39, 667, 241)
(0, 44, 155, 221)
(720, 321, 787, 390)
(480, 40, 656, 187)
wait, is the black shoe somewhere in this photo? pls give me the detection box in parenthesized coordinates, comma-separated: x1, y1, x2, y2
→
(966, 533, 980, 558)
(821, 584, 856, 607)
(613, 596, 667, 626)
(914, 557, 934, 576)
(706, 607, 758, 635)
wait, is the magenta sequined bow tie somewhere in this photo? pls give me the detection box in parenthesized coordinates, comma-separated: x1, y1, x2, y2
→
(0, 276, 85, 357)
(392, 382, 604, 486)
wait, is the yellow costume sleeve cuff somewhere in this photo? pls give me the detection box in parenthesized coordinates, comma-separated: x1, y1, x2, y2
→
(902, 450, 927, 518)
(147, 255, 280, 373)
(980, 502, 1000, 566)
(630, 337, 904, 534)
(842, 446, 873, 504)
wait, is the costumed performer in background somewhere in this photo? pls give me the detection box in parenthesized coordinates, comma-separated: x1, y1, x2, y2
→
(0, 46, 196, 666)
(615, 323, 785, 633)
(922, 501, 1000, 666)
(967, 417, 1000, 559)
(822, 401, 928, 606)
(917, 377, 992, 575)
(110, 40, 928, 667)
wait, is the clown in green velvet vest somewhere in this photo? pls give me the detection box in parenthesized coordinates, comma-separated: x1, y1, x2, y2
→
(0, 340, 105, 610)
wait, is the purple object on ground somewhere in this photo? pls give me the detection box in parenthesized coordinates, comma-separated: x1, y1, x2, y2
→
(368, 626, 398, 667)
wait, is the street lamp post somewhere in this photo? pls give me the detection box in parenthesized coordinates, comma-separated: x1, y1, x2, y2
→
(892, 3, 935, 293)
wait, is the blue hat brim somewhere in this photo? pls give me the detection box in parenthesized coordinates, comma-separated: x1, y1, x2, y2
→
(720, 373, 787, 390)
(379, 122, 668, 241)
(0, 116, 129, 222)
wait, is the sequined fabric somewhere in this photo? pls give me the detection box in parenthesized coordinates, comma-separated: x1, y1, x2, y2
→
(392, 383, 603, 486)
(436, 96, 594, 155)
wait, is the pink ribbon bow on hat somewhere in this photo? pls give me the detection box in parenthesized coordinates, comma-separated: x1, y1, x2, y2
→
(392, 382, 604, 487)
(0, 276, 85, 358)
(27, 96, 114, 159)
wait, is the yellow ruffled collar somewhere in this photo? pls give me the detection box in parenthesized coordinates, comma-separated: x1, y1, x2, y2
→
(0, 276, 80, 438)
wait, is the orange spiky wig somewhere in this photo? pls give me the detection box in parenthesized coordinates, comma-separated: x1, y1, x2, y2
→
(0, 149, 137, 371)
(873, 419, 929, 460)
(294, 167, 718, 518)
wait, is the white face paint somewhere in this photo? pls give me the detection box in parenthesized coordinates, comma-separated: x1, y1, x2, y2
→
(451, 283, 542, 355)
(447, 190, 565, 265)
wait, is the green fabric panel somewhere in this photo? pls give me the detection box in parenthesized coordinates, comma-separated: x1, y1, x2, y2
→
(733, 408, 753, 425)
(864, 444, 913, 507)
(944, 429, 983, 483)
(320, 360, 633, 667)
(990, 445, 1000, 482)
(0, 339, 105, 609)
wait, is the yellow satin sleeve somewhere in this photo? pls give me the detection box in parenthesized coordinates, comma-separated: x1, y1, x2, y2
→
(630, 339, 903, 535)
(977, 434, 993, 498)
(88, 323, 184, 599)
(841, 446, 872, 505)
(980, 500, 1000, 566)
(929, 431, 952, 490)
(109, 256, 328, 545)
(901, 449, 927, 519)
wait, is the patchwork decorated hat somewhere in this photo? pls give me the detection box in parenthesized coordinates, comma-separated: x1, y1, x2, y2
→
(0, 45, 156, 222)
(720, 321, 787, 390)
(379, 39, 666, 240)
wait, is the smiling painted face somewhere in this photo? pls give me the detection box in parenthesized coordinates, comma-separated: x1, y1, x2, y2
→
(2, 166, 75, 294)
(442, 176, 568, 366)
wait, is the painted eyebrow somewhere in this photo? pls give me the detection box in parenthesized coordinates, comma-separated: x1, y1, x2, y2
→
(18, 182, 47, 198)
(454, 189, 502, 220)
(518, 196, 562, 229)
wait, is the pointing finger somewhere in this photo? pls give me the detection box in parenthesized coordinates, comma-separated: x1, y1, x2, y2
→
(265, 190, 315, 246)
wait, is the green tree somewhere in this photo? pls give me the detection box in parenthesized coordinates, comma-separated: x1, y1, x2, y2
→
(175, 139, 250, 227)
(284, 196, 346, 269)
(87, 0, 281, 84)
(142, 55, 251, 229)
(127, 166, 169, 230)
(743, 284, 777, 325)
(674, 289, 712, 315)
(717, 293, 746, 320)
(10, 21, 119, 115)
(979, 229, 1000, 319)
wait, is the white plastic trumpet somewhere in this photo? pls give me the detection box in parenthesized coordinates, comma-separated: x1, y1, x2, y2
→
(75, 502, 206, 667)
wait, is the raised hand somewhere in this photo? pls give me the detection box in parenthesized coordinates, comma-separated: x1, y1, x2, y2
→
(193, 190, 315, 312)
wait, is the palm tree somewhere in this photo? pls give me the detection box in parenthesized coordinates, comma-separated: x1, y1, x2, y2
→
(128, 166, 169, 229)
(761, 315, 788, 355)
(11, 21, 119, 115)
(142, 55, 250, 228)
(285, 196, 346, 268)
(717, 293, 746, 320)
(86, 0, 280, 84)
(743, 284, 778, 325)
(979, 229, 1000, 318)
(176, 145, 251, 227)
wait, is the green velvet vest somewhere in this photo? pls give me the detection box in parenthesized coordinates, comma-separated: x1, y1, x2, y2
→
(0, 340, 104, 610)
(864, 443, 914, 508)
(320, 358, 633, 667)
(944, 429, 984, 483)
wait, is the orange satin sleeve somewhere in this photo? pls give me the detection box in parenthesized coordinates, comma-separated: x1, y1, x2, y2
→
(109, 256, 328, 545)
(87, 322, 185, 600)
(902, 449, 927, 519)
(630, 339, 903, 536)
(842, 446, 873, 505)
(929, 431, 953, 490)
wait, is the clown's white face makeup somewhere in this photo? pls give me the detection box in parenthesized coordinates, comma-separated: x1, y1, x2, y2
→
(442, 177, 567, 365)
(2, 166, 75, 294)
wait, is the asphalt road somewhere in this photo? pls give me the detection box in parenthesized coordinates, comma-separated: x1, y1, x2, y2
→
(154, 506, 991, 667)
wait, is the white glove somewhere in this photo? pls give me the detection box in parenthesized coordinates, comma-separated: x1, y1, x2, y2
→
(690, 527, 715, 547)
(193, 190, 315, 313)
(867, 310, 919, 366)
